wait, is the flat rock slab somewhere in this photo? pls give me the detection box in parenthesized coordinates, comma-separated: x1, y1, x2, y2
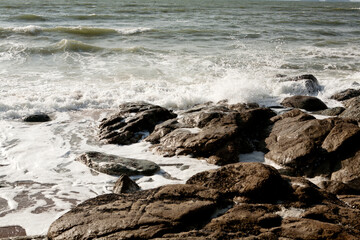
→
(0, 226, 26, 238)
(76, 151, 160, 176)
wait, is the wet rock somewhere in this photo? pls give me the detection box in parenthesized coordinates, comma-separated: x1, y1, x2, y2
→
(331, 150, 360, 191)
(147, 103, 275, 165)
(0, 225, 26, 238)
(313, 107, 345, 116)
(113, 174, 140, 194)
(318, 180, 360, 195)
(99, 102, 176, 145)
(23, 113, 51, 122)
(278, 74, 322, 95)
(281, 95, 328, 111)
(75, 151, 160, 176)
(330, 88, 360, 101)
(340, 96, 360, 121)
(187, 162, 291, 203)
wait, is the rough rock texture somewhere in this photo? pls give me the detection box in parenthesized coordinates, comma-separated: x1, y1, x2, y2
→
(265, 109, 360, 177)
(331, 150, 360, 191)
(330, 88, 360, 101)
(314, 107, 345, 116)
(0, 226, 26, 238)
(113, 174, 140, 194)
(340, 96, 360, 121)
(23, 113, 51, 122)
(47, 162, 360, 240)
(75, 151, 160, 176)
(281, 95, 328, 111)
(146, 102, 275, 165)
(99, 102, 176, 145)
(278, 74, 322, 95)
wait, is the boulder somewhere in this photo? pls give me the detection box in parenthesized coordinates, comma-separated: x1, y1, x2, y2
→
(47, 162, 360, 239)
(75, 151, 160, 176)
(147, 103, 275, 165)
(331, 150, 360, 191)
(281, 95, 328, 111)
(340, 96, 360, 121)
(23, 113, 51, 122)
(187, 162, 291, 203)
(113, 174, 140, 194)
(313, 107, 345, 116)
(0, 225, 26, 238)
(330, 88, 360, 101)
(278, 74, 322, 95)
(99, 102, 176, 145)
(265, 109, 360, 177)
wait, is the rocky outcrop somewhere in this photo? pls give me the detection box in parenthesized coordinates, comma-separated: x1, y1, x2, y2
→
(47, 162, 360, 239)
(23, 113, 51, 122)
(113, 174, 140, 194)
(314, 107, 345, 116)
(281, 95, 328, 111)
(75, 151, 160, 176)
(99, 102, 176, 145)
(330, 88, 360, 101)
(146, 102, 275, 165)
(278, 74, 322, 95)
(265, 109, 360, 177)
(340, 96, 360, 121)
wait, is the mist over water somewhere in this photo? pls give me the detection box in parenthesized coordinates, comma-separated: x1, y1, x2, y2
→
(1, 0, 360, 235)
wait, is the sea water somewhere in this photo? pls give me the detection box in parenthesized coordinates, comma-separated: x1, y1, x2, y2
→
(1, 0, 360, 235)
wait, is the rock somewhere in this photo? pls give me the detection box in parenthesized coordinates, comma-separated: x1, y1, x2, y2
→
(330, 88, 360, 101)
(47, 162, 360, 239)
(23, 113, 51, 122)
(340, 96, 360, 121)
(265, 109, 333, 173)
(0, 225, 26, 238)
(47, 184, 226, 240)
(187, 162, 292, 203)
(278, 74, 322, 95)
(331, 150, 360, 191)
(338, 195, 360, 210)
(75, 151, 160, 176)
(266, 109, 360, 177)
(281, 95, 328, 111)
(318, 180, 360, 195)
(113, 174, 140, 194)
(147, 103, 275, 165)
(313, 107, 345, 116)
(99, 102, 176, 145)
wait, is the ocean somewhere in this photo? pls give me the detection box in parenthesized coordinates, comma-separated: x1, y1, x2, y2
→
(1, 0, 360, 235)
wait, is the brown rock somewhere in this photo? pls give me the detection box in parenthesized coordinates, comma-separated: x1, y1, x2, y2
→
(187, 162, 291, 203)
(341, 96, 360, 121)
(113, 175, 140, 194)
(330, 88, 360, 101)
(99, 102, 176, 145)
(331, 150, 360, 190)
(281, 95, 327, 111)
(0, 225, 26, 238)
(313, 107, 345, 116)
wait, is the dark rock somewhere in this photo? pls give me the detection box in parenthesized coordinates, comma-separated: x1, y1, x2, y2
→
(318, 180, 360, 195)
(99, 102, 176, 145)
(147, 103, 275, 165)
(187, 162, 291, 203)
(338, 195, 360, 210)
(113, 174, 140, 194)
(23, 113, 51, 122)
(75, 151, 160, 176)
(281, 95, 327, 111)
(340, 96, 360, 121)
(278, 74, 322, 95)
(0, 225, 26, 238)
(331, 150, 360, 191)
(330, 88, 360, 101)
(313, 107, 345, 116)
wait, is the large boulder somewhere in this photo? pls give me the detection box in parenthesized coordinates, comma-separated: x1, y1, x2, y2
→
(75, 151, 160, 176)
(99, 102, 176, 145)
(340, 96, 360, 121)
(23, 113, 51, 122)
(331, 150, 360, 191)
(147, 103, 275, 165)
(265, 109, 360, 176)
(47, 162, 360, 239)
(281, 95, 328, 111)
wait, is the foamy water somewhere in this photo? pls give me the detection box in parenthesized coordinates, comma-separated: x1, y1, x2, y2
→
(1, 0, 360, 235)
